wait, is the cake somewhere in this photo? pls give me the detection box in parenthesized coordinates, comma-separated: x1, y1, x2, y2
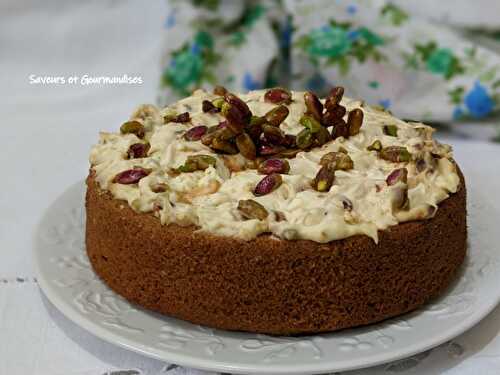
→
(86, 86, 466, 335)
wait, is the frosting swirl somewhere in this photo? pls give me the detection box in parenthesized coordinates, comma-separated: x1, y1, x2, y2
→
(89, 89, 459, 243)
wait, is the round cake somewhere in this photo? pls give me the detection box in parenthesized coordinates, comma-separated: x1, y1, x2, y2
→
(86, 87, 467, 335)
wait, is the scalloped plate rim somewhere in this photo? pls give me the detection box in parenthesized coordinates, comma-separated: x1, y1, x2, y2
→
(33, 180, 500, 374)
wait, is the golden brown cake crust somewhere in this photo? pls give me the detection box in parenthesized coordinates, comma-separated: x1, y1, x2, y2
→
(85, 169, 467, 335)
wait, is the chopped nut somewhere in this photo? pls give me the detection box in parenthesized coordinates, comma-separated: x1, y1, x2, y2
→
(347, 108, 364, 136)
(222, 154, 247, 172)
(264, 105, 289, 126)
(262, 124, 285, 145)
(174, 112, 190, 123)
(183, 125, 208, 141)
(296, 128, 313, 149)
(238, 199, 269, 220)
(202, 100, 219, 113)
(257, 159, 290, 175)
(319, 152, 353, 170)
(331, 119, 349, 139)
(367, 140, 382, 151)
(264, 87, 292, 104)
(314, 126, 332, 146)
(254, 173, 283, 196)
(151, 183, 168, 193)
(299, 115, 322, 133)
(313, 164, 335, 192)
(342, 198, 353, 211)
(113, 167, 151, 184)
(380, 146, 411, 162)
(278, 148, 301, 158)
(392, 186, 409, 211)
(282, 134, 297, 148)
(324, 86, 345, 111)
(181, 180, 220, 203)
(127, 143, 150, 159)
(259, 144, 285, 156)
(224, 93, 252, 123)
(386, 168, 408, 186)
(177, 154, 216, 172)
(120, 120, 145, 139)
(235, 133, 257, 160)
(383, 125, 398, 137)
(304, 91, 324, 121)
(211, 137, 238, 154)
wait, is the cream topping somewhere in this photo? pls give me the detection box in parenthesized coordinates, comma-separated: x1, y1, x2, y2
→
(89, 89, 460, 243)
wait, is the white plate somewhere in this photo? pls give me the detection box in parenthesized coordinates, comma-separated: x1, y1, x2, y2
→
(35, 180, 500, 374)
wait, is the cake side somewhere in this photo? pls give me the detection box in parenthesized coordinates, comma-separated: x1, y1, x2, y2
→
(85, 169, 466, 335)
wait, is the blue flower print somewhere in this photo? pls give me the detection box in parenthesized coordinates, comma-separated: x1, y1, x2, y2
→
(243, 72, 262, 91)
(464, 81, 494, 118)
(378, 99, 391, 109)
(453, 106, 464, 120)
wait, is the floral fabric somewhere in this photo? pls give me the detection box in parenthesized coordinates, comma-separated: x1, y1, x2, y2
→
(159, 0, 500, 123)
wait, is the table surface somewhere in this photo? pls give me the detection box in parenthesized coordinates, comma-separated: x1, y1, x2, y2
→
(2, 1, 500, 374)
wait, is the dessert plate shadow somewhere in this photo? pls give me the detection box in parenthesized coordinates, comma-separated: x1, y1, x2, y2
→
(34, 180, 500, 374)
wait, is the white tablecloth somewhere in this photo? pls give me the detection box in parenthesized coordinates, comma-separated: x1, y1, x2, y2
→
(2, 1, 500, 374)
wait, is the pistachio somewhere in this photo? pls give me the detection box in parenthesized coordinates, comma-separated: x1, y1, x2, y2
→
(202, 100, 218, 113)
(235, 133, 257, 160)
(213, 85, 228, 96)
(238, 199, 269, 220)
(178, 154, 216, 172)
(212, 97, 225, 109)
(222, 154, 247, 172)
(174, 112, 190, 123)
(181, 180, 220, 203)
(338, 146, 348, 154)
(324, 86, 344, 111)
(367, 140, 382, 151)
(224, 93, 251, 123)
(151, 183, 168, 193)
(331, 119, 349, 139)
(314, 126, 332, 146)
(127, 143, 150, 159)
(259, 144, 285, 156)
(223, 105, 245, 134)
(347, 108, 364, 136)
(415, 158, 427, 173)
(386, 168, 408, 186)
(211, 138, 238, 154)
(258, 158, 290, 175)
(299, 115, 322, 133)
(120, 120, 145, 139)
(392, 186, 409, 210)
(278, 148, 301, 158)
(321, 106, 346, 127)
(319, 152, 353, 170)
(262, 124, 285, 144)
(113, 167, 151, 184)
(254, 173, 283, 196)
(250, 115, 266, 127)
(342, 198, 353, 211)
(183, 125, 208, 141)
(296, 128, 313, 149)
(264, 87, 292, 104)
(246, 121, 264, 142)
(201, 131, 217, 146)
(282, 134, 297, 148)
(383, 125, 398, 137)
(380, 146, 411, 162)
(304, 91, 323, 121)
(274, 210, 287, 222)
(163, 113, 177, 123)
(313, 164, 335, 192)
(264, 105, 289, 126)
